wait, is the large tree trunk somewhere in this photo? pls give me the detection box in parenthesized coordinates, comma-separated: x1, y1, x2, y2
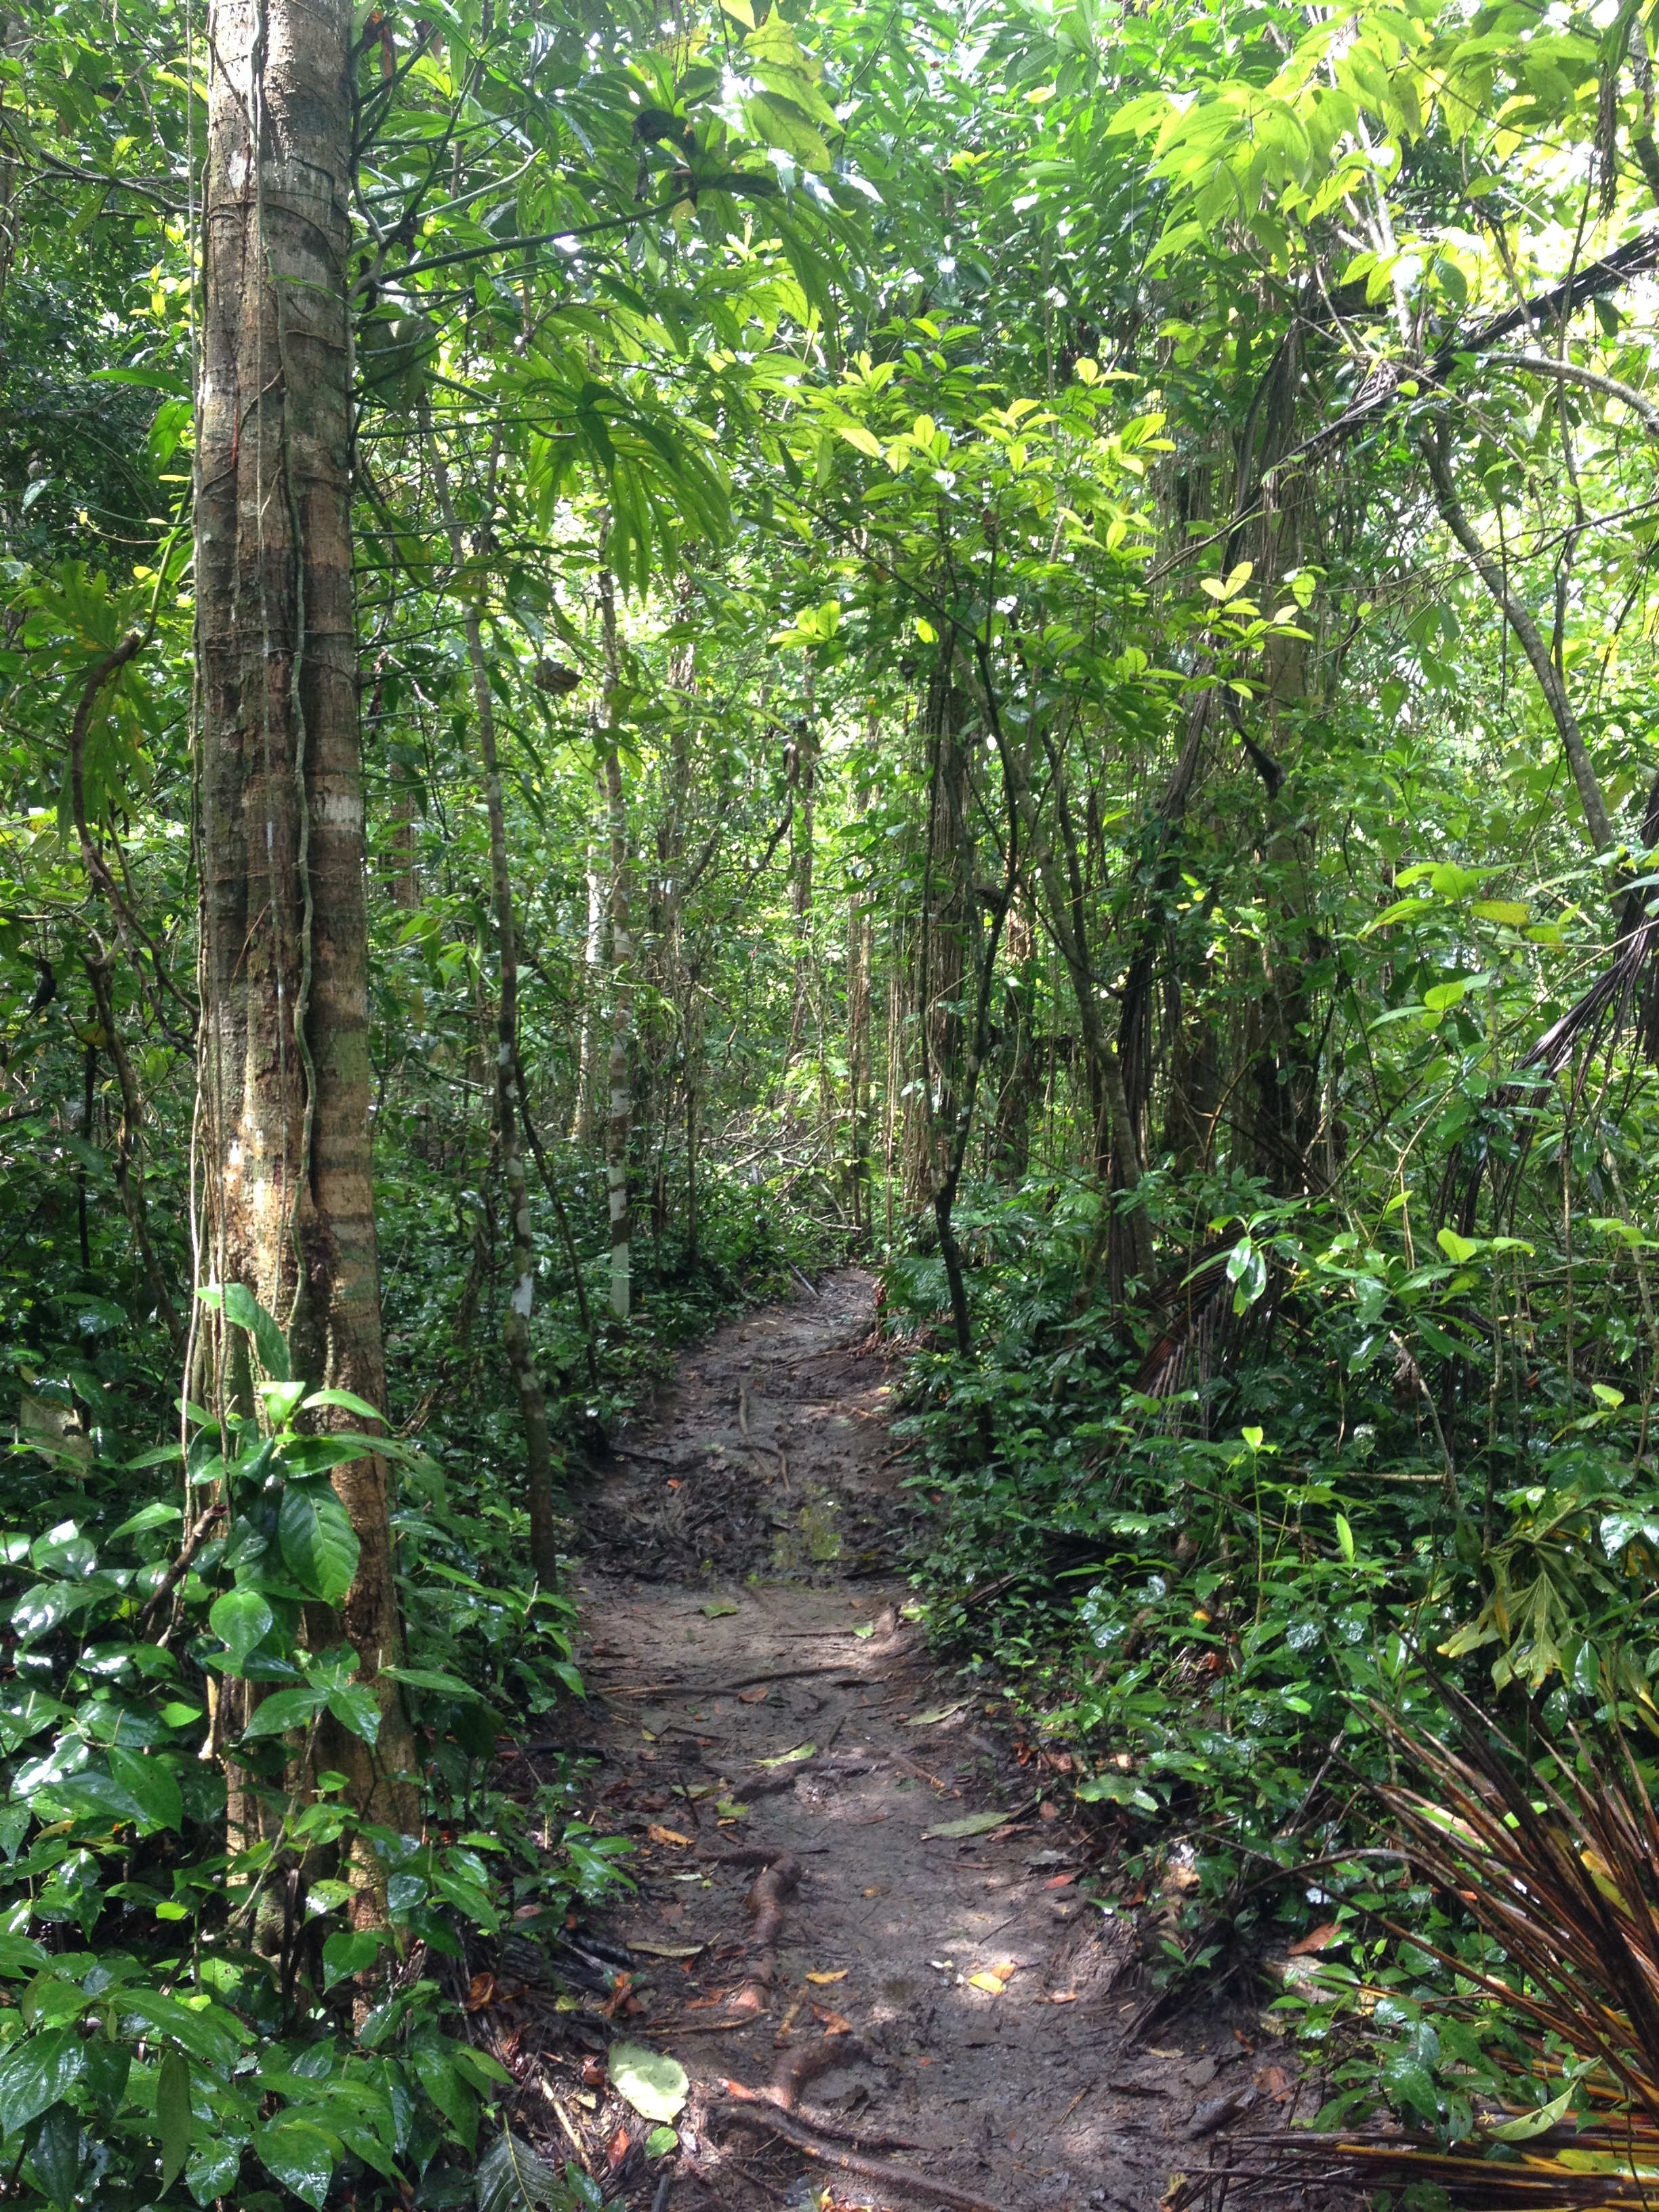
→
(197, 0, 415, 1852)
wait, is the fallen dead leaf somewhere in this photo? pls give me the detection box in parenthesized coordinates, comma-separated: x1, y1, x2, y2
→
(607, 2126, 631, 2170)
(647, 1824, 693, 1848)
(628, 1940, 705, 1959)
(1256, 2064, 1293, 2101)
(861, 1885, 888, 1898)
(754, 1742, 815, 1768)
(1044, 1872, 1078, 1890)
(464, 1972, 497, 2012)
(811, 2003, 853, 2034)
(968, 1971, 1007, 1995)
(922, 1805, 1028, 1843)
(1287, 1921, 1340, 1957)
(1038, 1799, 1061, 1822)
(990, 1958, 1021, 1981)
(737, 1685, 770, 1704)
(1041, 1991, 1079, 2005)
(916, 2055, 933, 2067)
(805, 1969, 849, 1984)
(1147, 2047, 1183, 2060)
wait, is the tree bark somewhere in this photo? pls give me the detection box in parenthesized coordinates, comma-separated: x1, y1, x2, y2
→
(197, 0, 414, 1846)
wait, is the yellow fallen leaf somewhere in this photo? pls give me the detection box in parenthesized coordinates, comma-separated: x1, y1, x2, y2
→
(968, 1971, 1006, 1995)
(805, 1969, 848, 1984)
(647, 1824, 693, 1847)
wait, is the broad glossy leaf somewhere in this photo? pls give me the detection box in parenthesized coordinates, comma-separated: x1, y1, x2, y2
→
(240, 1686, 326, 1738)
(254, 2118, 337, 2209)
(0, 2028, 84, 2136)
(209, 1588, 274, 1672)
(321, 1930, 381, 1991)
(277, 1482, 360, 1605)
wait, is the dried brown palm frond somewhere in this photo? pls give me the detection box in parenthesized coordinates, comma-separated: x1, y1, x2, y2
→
(1168, 2127, 1659, 2210)
(1169, 1688, 1659, 2211)
(1133, 1241, 1277, 1428)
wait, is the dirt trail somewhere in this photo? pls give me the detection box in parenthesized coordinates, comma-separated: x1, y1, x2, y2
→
(562, 1269, 1263, 2212)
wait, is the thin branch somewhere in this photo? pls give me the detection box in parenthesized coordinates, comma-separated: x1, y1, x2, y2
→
(1420, 419, 1614, 856)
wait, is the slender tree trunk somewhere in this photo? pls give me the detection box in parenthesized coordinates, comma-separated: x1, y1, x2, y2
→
(197, 0, 414, 1859)
(598, 566, 632, 1319)
(422, 415, 561, 1585)
(785, 682, 818, 1074)
(846, 762, 874, 1233)
(83, 948, 185, 1352)
(573, 841, 604, 1141)
(1422, 423, 1613, 855)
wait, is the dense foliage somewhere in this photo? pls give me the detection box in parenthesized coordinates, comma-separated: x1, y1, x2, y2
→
(9, 0, 1659, 2199)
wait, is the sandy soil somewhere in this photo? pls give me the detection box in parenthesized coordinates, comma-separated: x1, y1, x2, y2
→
(548, 1269, 1279, 2212)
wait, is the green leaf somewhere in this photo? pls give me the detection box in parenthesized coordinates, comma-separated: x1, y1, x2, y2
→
(0, 2029, 84, 2137)
(258, 1380, 308, 1427)
(1336, 1514, 1356, 1565)
(1076, 1771, 1157, 1813)
(108, 1745, 183, 1831)
(321, 1931, 382, 1992)
(743, 92, 831, 171)
(1471, 898, 1530, 926)
(117, 1989, 249, 2066)
(212, 1283, 291, 1382)
(381, 1665, 484, 1699)
(476, 2130, 568, 2212)
(301, 1388, 383, 1421)
(186, 2134, 246, 2203)
(607, 2043, 688, 2123)
(157, 2048, 192, 2190)
(82, 2038, 129, 2124)
(1486, 2083, 1576, 2141)
(754, 1742, 815, 1767)
(28, 2100, 83, 2212)
(408, 2037, 478, 2146)
(255, 2118, 337, 2209)
(210, 1587, 274, 1672)
(278, 1481, 361, 1604)
(324, 1685, 382, 1746)
(1436, 1228, 1481, 1265)
(834, 424, 884, 459)
(921, 1799, 1036, 1841)
(240, 1685, 327, 1738)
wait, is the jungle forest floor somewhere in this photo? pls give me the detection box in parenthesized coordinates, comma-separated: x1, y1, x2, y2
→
(517, 1268, 1306, 2212)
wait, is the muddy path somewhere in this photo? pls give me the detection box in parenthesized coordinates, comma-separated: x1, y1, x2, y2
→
(545, 1269, 1278, 2212)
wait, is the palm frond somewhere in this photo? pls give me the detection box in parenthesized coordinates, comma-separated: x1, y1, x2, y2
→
(1172, 1691, 1659, 2210)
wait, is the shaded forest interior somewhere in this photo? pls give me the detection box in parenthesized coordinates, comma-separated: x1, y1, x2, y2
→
(12, 0, 1659, 2204)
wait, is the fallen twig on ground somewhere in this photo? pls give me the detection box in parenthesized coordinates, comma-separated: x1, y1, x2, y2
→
(713, 2097, 1002, 2212)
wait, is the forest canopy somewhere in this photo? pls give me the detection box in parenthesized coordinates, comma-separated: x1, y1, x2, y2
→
(7, 0, 1659, 2200)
